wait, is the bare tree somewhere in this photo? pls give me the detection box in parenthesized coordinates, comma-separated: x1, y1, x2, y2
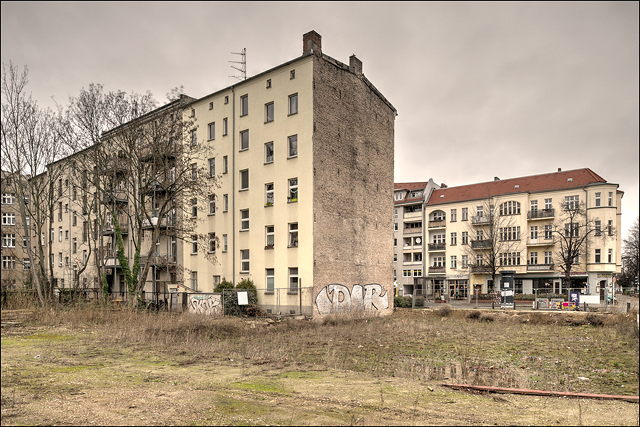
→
(620, 216, 639, 291)
(550, 198, 611, 288)
(61, 85, 218, 304)
(1, 62, 68, 306)
(461, 198, 525, 292)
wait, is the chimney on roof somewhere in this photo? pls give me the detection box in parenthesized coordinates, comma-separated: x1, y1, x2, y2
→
(558, 168, 562, 172)
(349, 55, 362, 75)
(494, 177, 500, 181)
(440, 183, 447, 188)
(303, 31, 322, 55)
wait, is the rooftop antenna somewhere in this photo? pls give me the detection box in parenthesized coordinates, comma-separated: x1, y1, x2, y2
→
(229, 48, 246, 81)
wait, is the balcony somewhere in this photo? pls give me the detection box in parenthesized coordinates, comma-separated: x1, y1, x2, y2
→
(527, 237, 554, 246)
(527, 264, 554, 271)
(428, 242, 446, 251)
(428, 220, 446, 229)
(470, 265, 491, 273)
(140, 254, 177, 266)
(471, 239, 491, 249)
(103, 222, 129, 235)
(528, 209, 554, 220)
(403, 211, 422, 220)
(471, 215, 490, 225)
(101, 190, 128, 204)
(104, 256, 121, 269)
(428, 266, 446, 274)
(140, 143, 177, 162)
(105, 157, 129, 175)
(403, 226, 422, 235)
(142, 213, 176, 229)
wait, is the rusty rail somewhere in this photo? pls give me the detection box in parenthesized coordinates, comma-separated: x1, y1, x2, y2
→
(441, 383, 638, 403)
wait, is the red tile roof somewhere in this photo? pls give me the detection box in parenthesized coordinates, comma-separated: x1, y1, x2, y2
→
(394, 182, 429, 205)
(427, 168, 610, 206)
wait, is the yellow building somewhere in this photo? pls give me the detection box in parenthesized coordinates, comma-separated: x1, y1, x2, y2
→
(423, 168, 622, 301)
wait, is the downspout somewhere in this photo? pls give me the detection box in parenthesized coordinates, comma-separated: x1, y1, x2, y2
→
(232, 87, 236, 285)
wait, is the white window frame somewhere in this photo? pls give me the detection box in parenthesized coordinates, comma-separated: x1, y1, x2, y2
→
(2, 213, 15, 225)
(450, 209, 457, 222)
(288, 135, 298, 158)
(240, 209, 249, 231)
(208, 122, 215, 140)
(289, 93, 298, 115)
(461, 255, 468, 268)
(461, 208, 468, 221)
(608, 192, 613, 207)
(209, 232, 216, 253)
(191, 198, 198, 218)
(1, 193, 15, 205)
(289, 223, 298, 247)
(223, 194, 229, 212)
(240, 95, 248, 116)
(191, 271, 198, 291)
(450, 256, 457, 269)
(265, 183, 274, 206)
(288, 178, 298, 202)
(223, 117, 228, 135)
(222, 234, 228, 252)
(209, 158, 215, 177)
(241, 249, 250, 273)
(209, 194, 216, 215)
(240, 130, 249, 151)
(223, 155, 228, 173)
(265, 225, 274, 248)
(2, 234, 16, 248)
(595, 192, 601, 207)
(594, 249, 601, 263)
(192, 235, 198, 254)
(240, 170, 249, 191)
(265, 142, 274, 164)
(289, 267, 298, 292)
(266, 268, 274, 293)
(265, 102, 274, 123)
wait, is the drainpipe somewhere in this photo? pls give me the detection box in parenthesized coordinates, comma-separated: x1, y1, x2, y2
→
(232, 87, 236, 285)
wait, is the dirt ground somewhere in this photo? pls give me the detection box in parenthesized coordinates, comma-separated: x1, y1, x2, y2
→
(1, 308, 638, 426)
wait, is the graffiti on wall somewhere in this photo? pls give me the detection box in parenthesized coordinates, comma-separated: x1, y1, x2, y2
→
(188, 294, 222, 316)
(315, 283, 389, 315)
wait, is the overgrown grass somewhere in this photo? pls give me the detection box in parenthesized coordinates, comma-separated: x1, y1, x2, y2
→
(6, 304, 639, 396)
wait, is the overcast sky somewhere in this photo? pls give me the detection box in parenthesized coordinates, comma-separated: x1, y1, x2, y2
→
(2, 2, 638, 237)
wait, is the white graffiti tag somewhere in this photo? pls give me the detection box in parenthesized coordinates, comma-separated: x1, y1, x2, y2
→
(315, 284, 389, 315)
(188, 294, 222, 315)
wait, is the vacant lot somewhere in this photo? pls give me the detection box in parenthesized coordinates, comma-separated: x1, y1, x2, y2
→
(1, 306, 638, 425)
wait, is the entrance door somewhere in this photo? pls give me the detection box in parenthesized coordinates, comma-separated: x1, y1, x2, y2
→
(599, 280, 606, 300)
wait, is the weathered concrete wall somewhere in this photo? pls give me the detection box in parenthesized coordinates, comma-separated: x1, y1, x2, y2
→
(312, 53, 396, 317)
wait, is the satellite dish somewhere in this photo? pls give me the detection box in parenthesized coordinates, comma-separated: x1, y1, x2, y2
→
(415, 237, 422, 245)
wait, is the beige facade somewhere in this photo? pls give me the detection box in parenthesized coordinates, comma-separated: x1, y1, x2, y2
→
(40, 31, 397, 317)
(423, 169, 623, 300)
(1, 171, 31, 288)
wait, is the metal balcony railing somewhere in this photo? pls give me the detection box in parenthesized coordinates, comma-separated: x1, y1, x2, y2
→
(471, 239, 491, 249)
(528, 209, 554, 220)
(470, 265, 491, 273)
(428, 242, 446, 251)
(428, 220, 446, 228)
(471, 215, 490, 225)
(428, 266, 446, 274)
(526, 237, 554, 246)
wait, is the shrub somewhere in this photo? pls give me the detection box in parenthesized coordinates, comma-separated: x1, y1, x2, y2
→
(414, 296, 426, 308)
(437, 304, 453, 317)
(466, 310, 481, 319)
(480, 313, 494, 322)
(586, 314, 604, 327)
(214, 278, 234, 293)
(394, 296, 412, 308)
(236, 278, 258, 301)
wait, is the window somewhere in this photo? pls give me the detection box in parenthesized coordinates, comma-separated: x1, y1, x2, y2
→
(192, 235, 198, 254)
(608, 220, 613, 236)
(289, 267, 298, 292)
(595, 220, 601, 236)
(450, 209, 457, 222)
(240, 209, 249, 230)
(595, 249, 601, 263)
(595, 192, 601, 207)
(240, 130, 249, 150)
(241, 250, 250, 273)
(394, 223, 398, 231)
(265, 183, 274, 206)
(1, 193, 15, 204)
(544, 225, 553, 239)
(608, 248, 613, 263)
(461, 231, 469, 245)
(240, 170, 249, 190)
(403, 270, 411, 277)
(208, 122, 215, 140)
(289, 223, 298, 247)
(544, 251, 552, 265)
(2, 234, 16, 247)
(209, 102, 213, 110)
(222, 234, 227, 252)
(59, 253, 62, 267)
(209, 158, 216, 177)
(191, 198, 198, 217)
(461, 208, 468, 221)
(223, 155, 228, 173)
(265, 226, 274, 248)
(530, 226, 538, 240)
(73, 212, 77, 226)
(191, 271, 198, 292)
(224, 95, 229, 104)
(289, 93, 298, 115)
(73, 186, 77, 201)
(476, 206, 483, 217)
(565, 195, 579, 210)
(266, 79, 271, 88)
(59, 227, 62, 242)
(209, 233, 216, 252)
(461, 255, 468, 268)
(72, 238, 77, 254)
(266, 268, 274, 293)
(476, 255, 483, 265)
(288, 135, 298, 158)
(223, 118, 228, 135)
(529, 252, 538, 265)
(498, 226, 521, 241)
(394, 192, 405, 201)
(499, 201, 521, 215)
(544, 198, 552, 210)
(65, 256, 69, 266)
(23, 258, 30, 271)
(58, 202, 63, 221)
(2, 256, 16, 270)
(476, 230, 484, 241)
(394, 208, 398, 220)
(564, 223, 579, 238)
(191, 163, 198, 180)
(451, 256, 457, 269)
(450, 232, 457, 246)
(288, 178, 298, 202)
(413, 269, 422, 277)
(191, 129, 197, 146)
(432, 256, 445, 267)
(209, 194, 216, 214)
(240, 95, 248, 116)
(394, 238, 397, 247)
(531, 200, 538, 212)
(608, 192, 613, 207)
(290, 69, 295, 79)
(223, 194, 229, 212)
(265, 102, 274, 122)
(499, 252, 521, 266)
(2, 213, 15, 225)
(264, 142, 274, 164)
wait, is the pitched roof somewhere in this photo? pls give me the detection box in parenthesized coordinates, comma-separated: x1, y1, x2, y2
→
(426, 168, 610, 206)
(394, 182, 429, 205)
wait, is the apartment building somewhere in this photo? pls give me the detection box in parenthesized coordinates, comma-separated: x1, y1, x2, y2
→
(393, 179, 439, 296)
(44, 31, 396, 317)
(422, 168, 623, 300)
(1, 171, 31, 288)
